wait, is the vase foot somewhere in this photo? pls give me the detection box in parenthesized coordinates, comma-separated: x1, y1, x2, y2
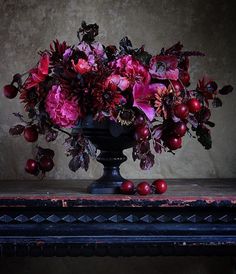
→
(87, 150, 127, 194)
(88, 181, 122, 194)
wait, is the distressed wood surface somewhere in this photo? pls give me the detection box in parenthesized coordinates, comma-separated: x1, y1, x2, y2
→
(0, 179, 235, 207)
(0, 179, 235, 256)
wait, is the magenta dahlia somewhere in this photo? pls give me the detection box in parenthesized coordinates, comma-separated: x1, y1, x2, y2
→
(112, 55, 151, 86)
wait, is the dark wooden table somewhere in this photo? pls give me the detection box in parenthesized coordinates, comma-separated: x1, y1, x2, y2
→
(0, 179, 235, 256)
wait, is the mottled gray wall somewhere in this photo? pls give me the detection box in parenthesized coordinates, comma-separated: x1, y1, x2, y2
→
(0, 0, 236, 180)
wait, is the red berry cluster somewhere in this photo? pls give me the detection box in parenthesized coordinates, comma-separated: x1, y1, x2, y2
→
(120, 179, 167, 196)
(7, 114, 56, 176)
(162, 98, 202, 151)
(25, 147, 55, 176)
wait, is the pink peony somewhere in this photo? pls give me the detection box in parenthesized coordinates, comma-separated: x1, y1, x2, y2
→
(112, 55, 151, 86)
(149, 55, 179, 80)
(45, 85, 80, 128)
(71, 59, 91, 74)
(105, 74, 130, 91)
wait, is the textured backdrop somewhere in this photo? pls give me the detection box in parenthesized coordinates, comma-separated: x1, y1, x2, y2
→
(0, 0, 236, 180)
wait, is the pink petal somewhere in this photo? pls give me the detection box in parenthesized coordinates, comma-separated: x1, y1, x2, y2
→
(133, 83, 155, 121)
(166, 69, 179, 81)
(149, 83, 167, 94)
(134, 102, 155, 121)
(118, 77, 130, 91)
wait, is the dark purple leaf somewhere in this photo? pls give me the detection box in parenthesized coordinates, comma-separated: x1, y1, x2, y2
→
(69, 155, 82, 172)
(86, 140, 97, 157)
(219, 85, 233, 95)
(37, 146, 55, 159)
(172, 115, 181, 123)
(132, 145, 139, 161)
(187, 115, 199, 128)
(134, 47, 152, 66)
(140, 152, 155, 170)
(78, 21, 99, 43)
(195, 107, 211, 122)
(212, 97, 222, 108)
(205, 121, 215, 127)
(119, 36, 133, 52)
(9, 124, 25, 136)
(105, 45, 117, 60)
(81, 152, 90, 171)
(139, 141, 150, 154)
(152, 125, 163, 139)
(196, 125, 212, 150)
(45, 129, 58, 142)
(153, 139, 162, 154)
(165, 42, 183, 54)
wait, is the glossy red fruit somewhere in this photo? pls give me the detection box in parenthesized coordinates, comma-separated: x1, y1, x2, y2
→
(174, 104, 189, 119)
(166, 136, 182, 150)
(187, 98, 201, 113)
(24, 126, 38, 142)
(172, 122, 187, 137)
(134, 115, 145, 126)
(120, 180, 135, 194)
(25, 159, 39, 175)
(179, 71, 190, 86)
(153, 179, 168, 194)
(135, 125, 150, 141)
(39, 156, 54, 172)
(137, 182, 151, 195)
(3, 85, 18, 99)
(171, 80, 184, 93)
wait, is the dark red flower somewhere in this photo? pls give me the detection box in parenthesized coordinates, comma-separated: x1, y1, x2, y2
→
(50, 39, 70, 61)
(149, 55, 179, 80)
(92, 87, 126, 118)
(71, 58, 92, 74)
(24, 53, 50, 90)
(197, 77, 218, 105)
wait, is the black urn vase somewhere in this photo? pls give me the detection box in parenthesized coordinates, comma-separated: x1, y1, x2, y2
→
(81, 115, 135, 194)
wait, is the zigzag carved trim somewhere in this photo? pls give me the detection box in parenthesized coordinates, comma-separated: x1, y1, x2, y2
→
(0, 213, 235, 224)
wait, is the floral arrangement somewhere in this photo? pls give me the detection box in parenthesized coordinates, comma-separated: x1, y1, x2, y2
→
(3, 22, 233, 176)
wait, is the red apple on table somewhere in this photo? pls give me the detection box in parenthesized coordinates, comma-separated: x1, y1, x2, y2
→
(153, 179, 167, 194)
(137, 182, 151, 195)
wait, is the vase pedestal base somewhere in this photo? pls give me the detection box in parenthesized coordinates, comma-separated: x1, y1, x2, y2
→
(87, 150, 127, 194)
